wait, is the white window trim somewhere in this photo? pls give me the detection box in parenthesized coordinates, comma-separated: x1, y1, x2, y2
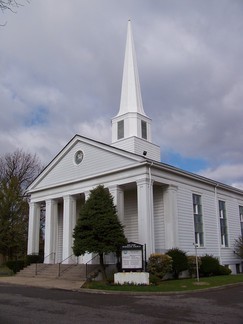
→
(195, 232, 204, 247)
(221, 234, 227, 248)
(220, 209, 224, 219)
(240, 213, 243, 223)
(194, 204, 199, 215)
(193, 194, 204, 247)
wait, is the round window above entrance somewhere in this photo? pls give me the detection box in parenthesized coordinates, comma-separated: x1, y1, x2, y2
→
(74, 150, 84, 165)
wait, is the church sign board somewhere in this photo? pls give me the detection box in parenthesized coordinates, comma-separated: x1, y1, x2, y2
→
(121, 242, 143, 271)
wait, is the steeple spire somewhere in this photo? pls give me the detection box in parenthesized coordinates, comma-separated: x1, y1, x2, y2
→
(118, 20, 146, 116)
(111, 21, 160, 162)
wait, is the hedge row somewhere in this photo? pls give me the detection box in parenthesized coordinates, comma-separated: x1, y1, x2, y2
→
(5, 254, 44, 274)
(147, 249, 231, 281)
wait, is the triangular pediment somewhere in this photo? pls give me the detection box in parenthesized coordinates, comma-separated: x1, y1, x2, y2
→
(28, 135, 144, 192)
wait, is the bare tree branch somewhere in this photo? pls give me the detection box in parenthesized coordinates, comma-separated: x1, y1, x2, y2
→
(0, 149, 43, 192)
(0, 1, 22, 13)
(234, 236, 243, 259)
(0, 149, 43, 260)
(0, 0, 29, 25)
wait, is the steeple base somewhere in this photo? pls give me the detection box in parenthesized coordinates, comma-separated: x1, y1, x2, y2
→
(112, 136, 160, 161)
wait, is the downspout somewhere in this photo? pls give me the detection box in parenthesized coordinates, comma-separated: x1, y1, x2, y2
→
(214, 184, 222, 263)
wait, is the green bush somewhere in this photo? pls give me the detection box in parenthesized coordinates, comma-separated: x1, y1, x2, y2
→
(149, 273, 161, 285)
(217, 265, 232, 276)
(26, 254, 43, 265)
(0, 265, 14, 276)
(166, 248, 188, 279)
(200, 254, 220, 277)
(187, 255, 201, 278)
(147, 253, 172, 279)
(6, 260, 25, 274)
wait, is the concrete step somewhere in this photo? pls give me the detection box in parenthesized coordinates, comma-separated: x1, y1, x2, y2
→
(16, 264, 37, 277)
(59, 265, 87, 279)
(16, 263, 101, 280)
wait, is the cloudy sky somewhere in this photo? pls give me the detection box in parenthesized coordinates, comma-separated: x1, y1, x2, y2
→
(1, 0, 243, 189)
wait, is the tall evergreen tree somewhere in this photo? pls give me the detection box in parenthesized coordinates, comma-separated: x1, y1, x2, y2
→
(73, 185, 127, 280)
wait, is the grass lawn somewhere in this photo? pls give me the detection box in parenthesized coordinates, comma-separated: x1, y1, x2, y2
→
(83, 274, 243, 292)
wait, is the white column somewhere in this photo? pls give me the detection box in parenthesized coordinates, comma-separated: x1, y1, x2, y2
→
(164, 185, 179, 249)
(63, 195, 77, 264)
(27, 202, 41, 255)
(109, 185, 124, 224)
(44, 199, 58, 264)
(137, 178, 154, 258)
(84, 190, 90, 200)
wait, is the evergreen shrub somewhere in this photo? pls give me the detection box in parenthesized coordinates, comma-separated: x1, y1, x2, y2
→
(147, 253, 172, 280)
(26, 254, 43, 265)
(200, 254, 220, 277)
(149, 273, 161, 285)
(166, 248, 188, 279)
(187, 255, 201, 278)
(6, 260, 25, 274)
(217, 265, 232, 276)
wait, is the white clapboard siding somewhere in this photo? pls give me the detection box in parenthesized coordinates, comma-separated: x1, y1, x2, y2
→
(124, 188, 138, 242)
(113, 137, 160, 161)
(202, 192, 219, 257)
(220, 196, 241, 264)
(153, 185, 165, 252)
(177, 185, 223, 257)
(177, 186, 195, 251)
(33, 141, 138, 190)
(225, 198, 242, 247)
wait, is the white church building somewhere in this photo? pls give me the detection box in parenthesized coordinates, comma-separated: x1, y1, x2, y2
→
(27, 21, 243, 274)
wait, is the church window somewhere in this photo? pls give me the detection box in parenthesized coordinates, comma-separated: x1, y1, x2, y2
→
(219, 200, 228, 247)
(192, 194, 204, 246)
(74, 150, 84, 165)
(239, 206, 243, 237)
(141, 120, 147, 139)
(117, 120, 124, 140)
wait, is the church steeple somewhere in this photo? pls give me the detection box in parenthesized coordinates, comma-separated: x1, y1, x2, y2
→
(118, 20, 145, 116)
(111, 21, 160, 161)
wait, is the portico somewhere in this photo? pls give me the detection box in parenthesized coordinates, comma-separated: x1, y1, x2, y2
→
(27, 178, 173, 264)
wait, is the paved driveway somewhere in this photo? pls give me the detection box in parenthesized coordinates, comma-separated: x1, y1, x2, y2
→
(0, 282, 243, 323)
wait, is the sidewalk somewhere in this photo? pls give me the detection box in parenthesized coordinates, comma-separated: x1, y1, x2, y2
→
(0, 276, 85, 291)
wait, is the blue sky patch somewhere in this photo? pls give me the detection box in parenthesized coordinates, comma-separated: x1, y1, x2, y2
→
(163, 151, 207, 173)
(26, 106, 49, 127)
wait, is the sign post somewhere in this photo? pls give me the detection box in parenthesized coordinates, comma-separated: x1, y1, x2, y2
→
(114, 242, 149, 285)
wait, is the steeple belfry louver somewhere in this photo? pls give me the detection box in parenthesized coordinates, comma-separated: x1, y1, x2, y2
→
(111, 21, 160, 161)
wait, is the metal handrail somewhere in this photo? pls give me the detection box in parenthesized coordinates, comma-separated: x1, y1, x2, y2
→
(58, 254, 78, 277)
(35, 252, 56, 275)
(85, 253, 100, 278)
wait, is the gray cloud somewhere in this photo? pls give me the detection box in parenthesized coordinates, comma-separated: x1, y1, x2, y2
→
(1, 0, 243, 187)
